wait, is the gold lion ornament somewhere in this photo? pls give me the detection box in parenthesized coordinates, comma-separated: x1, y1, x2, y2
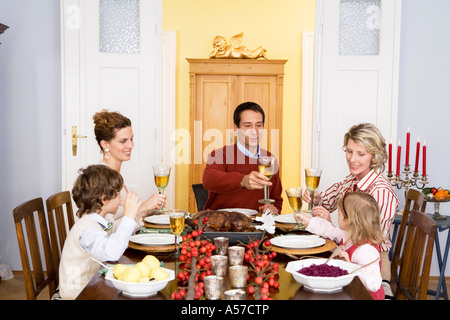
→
(209, 32, 267, 59)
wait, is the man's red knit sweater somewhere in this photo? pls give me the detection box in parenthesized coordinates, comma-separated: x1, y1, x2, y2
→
(202, 143, 283, 212)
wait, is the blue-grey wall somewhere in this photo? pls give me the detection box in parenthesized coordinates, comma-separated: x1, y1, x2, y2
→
(396, 0, 450, 276)
(0, 0, 62, 269)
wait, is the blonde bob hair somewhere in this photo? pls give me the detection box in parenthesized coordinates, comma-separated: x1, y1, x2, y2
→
(337, 192, 385, 247)
(343, 123, 387, 173)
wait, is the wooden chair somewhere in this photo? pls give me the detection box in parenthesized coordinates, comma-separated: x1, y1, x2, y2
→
(46, 191, 75, 283)
(192, 183, 209, 212)
(394, 210, 436, 300)
(390, 188, 427, 287)
(13, 198, 57, 300)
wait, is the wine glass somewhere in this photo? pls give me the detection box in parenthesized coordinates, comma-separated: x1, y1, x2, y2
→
(304, 168, 322, 213)
(258, 156, 276, 204)
(286, 187, 304, 229)
(153, 164, 171, 212)
(169, 209, 185, 257)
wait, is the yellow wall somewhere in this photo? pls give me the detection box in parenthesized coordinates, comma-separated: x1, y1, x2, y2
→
(163, 0, 316, 213)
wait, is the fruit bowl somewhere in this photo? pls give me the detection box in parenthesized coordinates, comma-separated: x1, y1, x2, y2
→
(285, 258, 360, 293)
(105, 267, 175, 298)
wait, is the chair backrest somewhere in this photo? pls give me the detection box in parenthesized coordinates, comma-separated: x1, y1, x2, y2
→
(192, 183, 209, 212)
(46, 191, 75, 283)
(395, 210, 436, 300)
(390, 188, 427, 285)
(13, 198, 57, 300)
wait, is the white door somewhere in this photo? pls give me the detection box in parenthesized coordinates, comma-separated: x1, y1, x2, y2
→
(61, 0, 174, 208)
(313, 0, 401, 191)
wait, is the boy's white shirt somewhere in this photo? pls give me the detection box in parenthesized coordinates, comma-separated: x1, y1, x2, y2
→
(79, 213, 136, 262)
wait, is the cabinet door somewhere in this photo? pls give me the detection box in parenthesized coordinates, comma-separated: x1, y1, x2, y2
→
(190, 74, 237, 212)
(237, 75, 281, 159)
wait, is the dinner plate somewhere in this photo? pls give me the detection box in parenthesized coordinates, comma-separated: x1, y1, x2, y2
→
(129, 234, 181, 247)
(218, 208, 258, 216)
(274, 213, 297, 224)
(144, 215, 170, 225)
(270, 235, 325, 249)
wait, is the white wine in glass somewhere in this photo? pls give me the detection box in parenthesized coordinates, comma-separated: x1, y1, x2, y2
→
(169, 209, 185, 257)
(304, 168, 322, 213)
(286, 187, 303, 213)
(286, 187, 304, 229)
(153, 165, 171, 212)
(258, 156, 275, 204)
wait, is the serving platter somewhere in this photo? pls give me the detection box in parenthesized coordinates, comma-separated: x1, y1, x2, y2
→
(202, 231, 263, 245)
(218, 208, 258, 217)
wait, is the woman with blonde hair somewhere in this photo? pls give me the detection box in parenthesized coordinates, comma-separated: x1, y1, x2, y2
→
(296, 192, 385, 300)
(301, 123, 398, 297)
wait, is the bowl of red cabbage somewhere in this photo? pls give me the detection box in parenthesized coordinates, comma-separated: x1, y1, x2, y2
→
(285, 258, 361, 293)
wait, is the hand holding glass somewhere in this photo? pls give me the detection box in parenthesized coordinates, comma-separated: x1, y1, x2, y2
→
(258, 156, 275, 204)
(304, 168, 322, 213)
(153, 165, 171, 211)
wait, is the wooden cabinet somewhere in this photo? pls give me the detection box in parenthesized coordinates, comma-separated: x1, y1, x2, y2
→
(187, 58, 287, 213)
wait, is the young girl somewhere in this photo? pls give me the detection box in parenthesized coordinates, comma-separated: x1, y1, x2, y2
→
(295, 192, 385, 300)
(59, 165, 142, 300)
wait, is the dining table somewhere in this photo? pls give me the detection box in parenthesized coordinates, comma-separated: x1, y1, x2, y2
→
(76, 225, 372, 301)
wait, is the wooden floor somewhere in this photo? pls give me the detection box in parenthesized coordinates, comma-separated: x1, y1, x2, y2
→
(0, 271, 448, 300)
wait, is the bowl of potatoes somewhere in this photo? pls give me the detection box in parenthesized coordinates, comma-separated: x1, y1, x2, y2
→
(105, 255, 174, 298)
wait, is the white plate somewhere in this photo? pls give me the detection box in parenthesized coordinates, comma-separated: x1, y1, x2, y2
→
(129, 234, 181, 247)
(270, 235, 325, 249)
(218, 208, 258, 216)
(274, 213, 297, 224)
(144, 215, 170, 225)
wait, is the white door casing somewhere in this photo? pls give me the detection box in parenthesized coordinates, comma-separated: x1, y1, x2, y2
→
(313, 0, 401, 193)
(61, 0, 176, 209)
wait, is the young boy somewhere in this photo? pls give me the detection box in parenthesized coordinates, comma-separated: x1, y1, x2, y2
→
(59, 164, 142, 300)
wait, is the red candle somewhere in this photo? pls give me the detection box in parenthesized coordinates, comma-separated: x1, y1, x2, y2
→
(422, 140, 426, 176)
(388, 140, 392, 173)
(405, 129, 410, 166)
(396, 142, 401, 176)
(414, 137, 420, 172)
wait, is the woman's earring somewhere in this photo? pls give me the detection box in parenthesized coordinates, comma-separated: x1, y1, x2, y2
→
(104, 148, 110, 159)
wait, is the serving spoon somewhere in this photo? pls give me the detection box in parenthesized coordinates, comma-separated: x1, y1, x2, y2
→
(324, 245, 344, 264)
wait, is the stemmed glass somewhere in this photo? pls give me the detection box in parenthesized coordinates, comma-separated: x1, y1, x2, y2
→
(169, 209, 185, 257)
(304, 168, 322, 213)
(286, 187, 304, 229)
(258, 156, 276, 204)
(153, 164, 171, 212)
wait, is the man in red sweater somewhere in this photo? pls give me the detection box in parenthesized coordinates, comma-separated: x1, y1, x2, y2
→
(202, 102, 283, 214)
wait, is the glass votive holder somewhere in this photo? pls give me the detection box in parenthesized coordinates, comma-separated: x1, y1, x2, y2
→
(229, 265, 248, 288)
(204, 275, 224, 300)
(210, 255, 228, 276)
(224, 289, 246, 300)
(214, 237, 229, 255)
(228, 245, 245, 265)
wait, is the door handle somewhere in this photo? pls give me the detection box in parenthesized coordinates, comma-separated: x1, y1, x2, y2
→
(72, 126, 87, 156)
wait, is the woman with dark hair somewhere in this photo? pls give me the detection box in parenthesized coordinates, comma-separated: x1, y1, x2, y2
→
(93, 109, 165, 219)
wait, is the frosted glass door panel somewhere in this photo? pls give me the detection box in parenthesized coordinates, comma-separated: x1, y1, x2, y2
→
(100, 0, 140, 54)
(339, 0, 381, 55)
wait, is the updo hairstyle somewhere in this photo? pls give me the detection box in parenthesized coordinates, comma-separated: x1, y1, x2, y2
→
(93, 109, 131, 152)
